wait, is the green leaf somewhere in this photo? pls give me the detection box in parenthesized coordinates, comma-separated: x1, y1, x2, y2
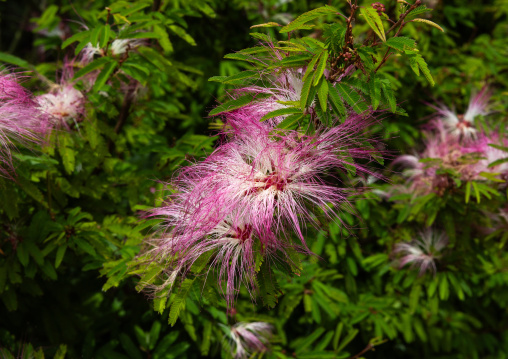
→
(280, 6, 338, 33)
(119, 333, 143, 359)
(488, 157, 508, 168)
(41, 261, 57, 280)
(55, 244, 67, 269)
(74, 238, 96, 256)
(412, 18, 444, 32)
(260, 107, 302, 122)
(295, 327, 325, 354)
(317, 78, 329, 112)
(0, 52, 30, 68)
(168, 278, 195, 326)
(333, 322, 344, 351)
(74, 57, 113, 80)
(168, 25, 196, 46)
(336, 328, 359, 353)
(220, 70, 259, 84)
(93, 61, 118, 92)
(406, 5, 433, 20)
(138, 46, 172, 71)
(313, 51, 329, 85)
(200, 321, 212, 356)
(17, 176, 47, 207)
(406, 50, 435, 86)
(465, 181, 472, 204)
(257, 261, 280, 308)
(386, 37, 417, 52)
(275, 113, 306, 130)
(381, 80, 396, 112)
(58, 134, 75, 175)
(62, 31, 90, 49)
(16, 242, 29, 267)
(300, 71, 314, 110)
(369, 74, 381, 110)
(335, 83, 367, 114)
(303, 51, 323, 82)
(360, 7, 386, 42)
(98, 24, 111, 48)
(209, 94, 263, 116)
(327, 82, 346, 120)
(153, 25, 173, 54)
(250, 22, 282, 28)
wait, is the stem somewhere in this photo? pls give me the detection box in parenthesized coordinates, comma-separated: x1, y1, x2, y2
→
(374, 0, 422, 73)
(347, 343, 374, 359)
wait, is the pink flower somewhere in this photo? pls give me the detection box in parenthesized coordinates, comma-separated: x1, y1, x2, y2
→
(0, 72, 50, 176)
(36, 85, 85, 128)
(148, 116, 378, 306)
(224, 322, 273, 359)
(432, 87, 491, 141)
(393, 230, 448, 275)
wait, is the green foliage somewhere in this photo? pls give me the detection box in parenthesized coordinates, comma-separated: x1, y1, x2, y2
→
(1, 0, 508, 358)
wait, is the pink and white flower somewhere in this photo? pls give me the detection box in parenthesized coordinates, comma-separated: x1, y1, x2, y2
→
(393, 230, 448, 275)
(224, 322, 273, 359)
(0, 72, 50, 176)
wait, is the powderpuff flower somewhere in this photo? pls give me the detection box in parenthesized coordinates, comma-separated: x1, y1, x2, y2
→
(223, 322, 273, 359)
(148, 118, 378, 306)
(36, 85, 85, 128)
(171, 122, 376, 250)
(0, 73, 50, 176)
(393, 230, 448, 275)
(149, 210, 259, 307)
(432, 87, 491, 141)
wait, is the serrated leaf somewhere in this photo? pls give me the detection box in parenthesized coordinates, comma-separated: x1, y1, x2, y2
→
(221, 70, 259, 84)
(303, 51, 323, 82)
(406, 5, 433, 20)
(260, 107, 302, 122)
(300, 71, 314, 110)
(275, 113, 306, 130)
(360, 7, 386, 42)
(257, 262, 280, 308)
(280, 5, 338, 33)
(209, 94, 260, 116)
(335, 83, 367, 114)
(317, 78, 328, 112)
(412, 18, 444, 32)
(313, 51, 329, 85)
(168, 278, 194, 326)
(250, 22, 281, 28)
(381, 80, 396, 112)
(386, 37, 417, 52)
(327, 82, 346, 120)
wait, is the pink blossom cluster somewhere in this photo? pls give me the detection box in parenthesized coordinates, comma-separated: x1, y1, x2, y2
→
(396, 88, 507, 194)
(0, 64, 88, 176)
(147, 69, 380, 306)
(0, 72, 51, 176)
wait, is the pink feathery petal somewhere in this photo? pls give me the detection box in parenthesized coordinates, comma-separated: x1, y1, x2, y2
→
(0, 72, 51, 176)
(464, 86, 491, 123)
